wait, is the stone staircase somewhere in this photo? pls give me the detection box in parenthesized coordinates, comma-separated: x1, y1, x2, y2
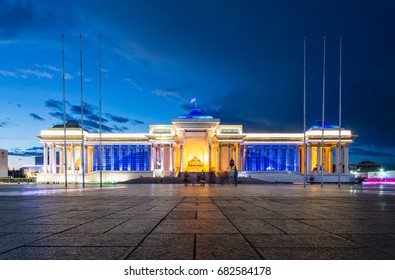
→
(122, 174, 269, 184)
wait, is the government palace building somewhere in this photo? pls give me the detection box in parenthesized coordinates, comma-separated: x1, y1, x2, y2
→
(37, 108, 355, 184)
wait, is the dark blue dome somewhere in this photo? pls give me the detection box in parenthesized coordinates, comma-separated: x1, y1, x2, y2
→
(179, 108, 213, 119)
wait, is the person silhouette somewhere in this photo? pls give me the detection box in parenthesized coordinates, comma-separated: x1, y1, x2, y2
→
(233, 166, 238, 186)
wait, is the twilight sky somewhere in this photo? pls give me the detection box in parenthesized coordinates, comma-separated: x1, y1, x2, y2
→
(1, 0, 395, 169)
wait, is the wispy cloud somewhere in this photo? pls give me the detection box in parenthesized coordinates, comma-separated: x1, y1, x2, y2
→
(45, 98, 65, 111)
(29, 113, 45, 121)
(45, 98, 143, 132)
(36, 64, 73, 79)
(123, 78, 143, 91)
(131, 120, 144, 125)
(18, 68, 53, 79)
(0, 69, 18, 77)
(8, 147, 43, 157)
(152, 88, 181, 98)
(36, 64, 61, 72)
(106, 113, 129, 123)
(0, 120, 10, 127)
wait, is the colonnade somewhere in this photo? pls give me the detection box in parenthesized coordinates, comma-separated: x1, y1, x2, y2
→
(300, 143, 349, 174)
(42, 141, 350, 174)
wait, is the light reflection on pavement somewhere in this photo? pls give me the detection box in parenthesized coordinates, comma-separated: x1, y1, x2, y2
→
(0, 183, 395, 197)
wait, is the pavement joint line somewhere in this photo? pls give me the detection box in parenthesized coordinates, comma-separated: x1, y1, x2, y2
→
(210, 197, 265, 260)
(122, 196, 186, 260)
(258, 219, 288, 234)
(193, 234, 197, 260)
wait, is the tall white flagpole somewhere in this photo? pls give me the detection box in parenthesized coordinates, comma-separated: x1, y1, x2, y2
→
(99, 33, 103, 188)
(321, 36, 326, 188)
(80, 34, 85, 188)
(338, 36, 343, 187)
(303, 36, 307, 187)
(62, 34, 68, 188)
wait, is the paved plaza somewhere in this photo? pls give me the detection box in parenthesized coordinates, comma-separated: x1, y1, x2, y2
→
(0, 183, 394, 260)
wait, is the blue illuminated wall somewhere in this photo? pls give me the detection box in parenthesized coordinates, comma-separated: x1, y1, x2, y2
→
(93, 145, 150, 171)
(244, 145, 299, 172)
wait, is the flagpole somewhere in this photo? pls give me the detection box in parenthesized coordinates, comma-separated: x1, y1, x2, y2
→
(80, 34, 85, 188)
(303, 36, 307, 187)
(321, 36, 326, 188)
(338, 36, 343, 187)
(99, 33, 103, 189)
(62, 34, 68, 188)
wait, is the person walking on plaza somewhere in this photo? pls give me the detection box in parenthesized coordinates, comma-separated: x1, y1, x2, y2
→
(184, 172, 189, 186)
(200, 170, 205, 186)
(233, 166, 238, 186)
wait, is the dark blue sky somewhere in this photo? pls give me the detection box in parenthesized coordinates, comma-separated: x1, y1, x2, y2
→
(1, 0, 395, 168)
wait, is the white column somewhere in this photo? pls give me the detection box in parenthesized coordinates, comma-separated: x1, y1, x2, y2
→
(237, 144, 241, 170)
(285, 147, 290, 171)
(180, 144, 183, 172)
(150, 144, 155, 171)
(128, 145, 131, 171)
(84, 145, 88, 173)
(110, 145, 114, 171)
(307, 145, 312, 173)
(43, 143, 48, 173)
(79, 144, 83, 174)
(71, 143, 75, 173)
(227, 144, 231, 169)
(344, 145, 349, 173)
(316, 146, 321, 171)
(51, 144, 57, 173)
(170, 144, 174, 171)
(337, 145, 343, 174)
(48, 144, 52, 173)
(208, 144, 212, 172)
(60, 147, 64, 173)
(218, 144, 222, 171)
(160, 144, 164, 171)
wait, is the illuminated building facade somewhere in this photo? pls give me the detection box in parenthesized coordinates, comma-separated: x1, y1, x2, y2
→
(37, 109, 355, 183)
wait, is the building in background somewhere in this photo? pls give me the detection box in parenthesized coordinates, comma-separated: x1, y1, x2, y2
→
(36, 109, 355, 183)
(0, 149, 8, 178)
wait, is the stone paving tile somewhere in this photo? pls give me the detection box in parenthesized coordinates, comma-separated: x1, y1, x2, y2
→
(152, 219, 238, 234)
(245, 234, 362, 248)
(257, 247, 393, 260)
(44, 211, 93, 219)
(70, 211, 117, 219)
(302, 219, 376, 227)
(0, 246, 133, 260)
(197, 211, 227, 219)
(175, 203, 218, 211)
(196, 234, 261, 260)
(166, 211, 197, 219)
(63, 219, 128, 233)
(107, 219, 161, 234)
(224, 212, 289, 220)
(340, 234, 395, 249)
(0, 224, 78, 234)
(231, 220, 285, 234)
(127, 233, 194, 260)
(313, 224, 395, 235)
(29, 233, 145, 247)
(264, 219, 329, 235)
(103, 211, 168, 219)
(14, 217, 96, 225)
(0, 233, 51, 254)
